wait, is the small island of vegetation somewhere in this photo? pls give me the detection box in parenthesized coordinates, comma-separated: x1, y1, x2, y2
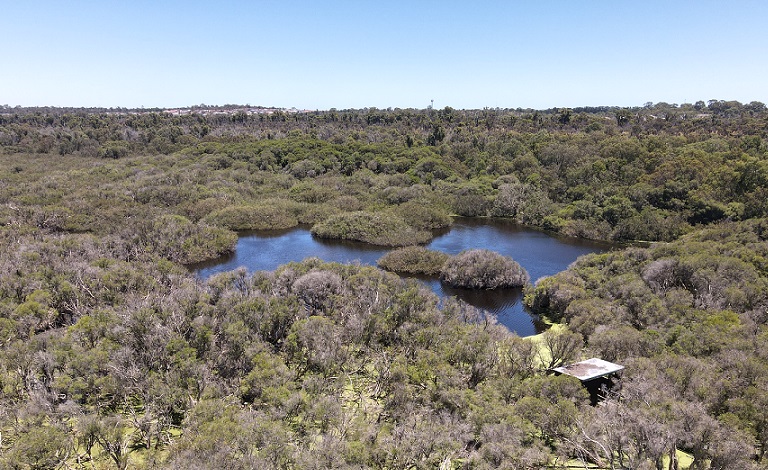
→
(310, 211, 433, 246)
(441, 249, 529, 289)
(377, 246, 450, 275)
(378, 247, 529, 289)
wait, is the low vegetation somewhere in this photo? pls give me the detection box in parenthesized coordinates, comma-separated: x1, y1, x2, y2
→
(378, 247, 530, 292)
(377, 246, 450, 275)
(0, 101, 767, 468)
(440, 249, 530, 289)
(387, 200, 453, 230)
(310, 211, 432, 246)
(201, 202, 300, 231)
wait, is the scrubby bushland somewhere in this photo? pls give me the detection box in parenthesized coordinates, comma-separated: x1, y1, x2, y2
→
(201, 202, 299, 231)
(5, 102, 768, 247)
(377, 246, 450, 275)
(526, 218, 768, 339)
(291, 269, 343, 313)
(310, 211, 432, 246)
(2, 102, 768, 468)
(125, 214, 237, 264)
(387, 201, 452, 230)
(4, 101, 768, 244)
(1, 224, 764, 468)
(440, 249, 530, 289)
(522, 218, 768, 466)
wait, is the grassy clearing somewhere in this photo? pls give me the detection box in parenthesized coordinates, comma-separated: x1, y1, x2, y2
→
(525, 321, 566, 369)
(339, 366, 384, 425)
(558, 448, 694, 469)
(666, 449, 694, 469)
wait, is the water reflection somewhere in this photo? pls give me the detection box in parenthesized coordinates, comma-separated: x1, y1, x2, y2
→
(191, 218, 613, 336)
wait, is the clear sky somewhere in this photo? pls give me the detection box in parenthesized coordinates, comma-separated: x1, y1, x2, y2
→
(2, 1, 766, 110)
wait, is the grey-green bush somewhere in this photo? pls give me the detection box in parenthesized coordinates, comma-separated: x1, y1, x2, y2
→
(377, 246, 450, 275)
(202, 203, 298, 231)
(440, 249, 529, 289)
(310, 211, 432, 246)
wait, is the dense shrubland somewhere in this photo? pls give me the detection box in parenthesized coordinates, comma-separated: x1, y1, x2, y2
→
(440, 249, 529, 289)
(3, 101, 767, 245)
(378, 247, 528, 289)
(310, 211, 432, 246)
(0, 101, 767, 468)
(377, 246, 450, 275)
(525, 219, 768, 466)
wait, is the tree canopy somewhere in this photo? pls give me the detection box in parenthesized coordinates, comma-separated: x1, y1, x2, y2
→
(1, 101, 767, 468)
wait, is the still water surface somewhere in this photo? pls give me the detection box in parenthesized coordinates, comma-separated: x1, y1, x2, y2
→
(192, 218, 613, 336)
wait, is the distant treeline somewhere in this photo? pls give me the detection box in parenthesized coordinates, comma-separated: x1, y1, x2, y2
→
(2, 100, 766, 244)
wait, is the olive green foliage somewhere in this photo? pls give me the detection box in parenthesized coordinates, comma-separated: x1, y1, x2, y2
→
(387, 200, 452, 230)
(441, 249, 530, 289)
(201, 202, 299, 231)
(128, 214, 237, 264)
(524, 218, 768, 466)
(377, 246, 450, 275)
(3, 102, 768, 243)
(310, 211, 432, 246)
(1, 102, 768, 468)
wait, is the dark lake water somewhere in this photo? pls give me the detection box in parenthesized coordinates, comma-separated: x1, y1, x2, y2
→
(191, 218, 614, 336)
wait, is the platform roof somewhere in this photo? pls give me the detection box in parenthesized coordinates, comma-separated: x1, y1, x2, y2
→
(552, 358, 624, 382)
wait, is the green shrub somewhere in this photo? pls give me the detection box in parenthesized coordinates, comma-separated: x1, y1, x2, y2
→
(377, 246, 450, 275)
(388, 201, 452, 230)
(310, 211, 432, 246)
(203, 203, 299, 231)
(452, 193, 491, 217)
(98, 141, 129, 159)
(296, 203, 340, 225)
(440, 249, 529, 289)
(331, 195, 364, 212)
(126, 214, 237, 264)
(289, 181, 335, 203)
(178, 197, 231, 222)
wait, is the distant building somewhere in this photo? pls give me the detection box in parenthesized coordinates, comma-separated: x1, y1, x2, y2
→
(552, 358, 624, 405)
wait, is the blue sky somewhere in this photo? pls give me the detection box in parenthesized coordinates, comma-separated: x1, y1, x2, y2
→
(2, 1, 766, 109)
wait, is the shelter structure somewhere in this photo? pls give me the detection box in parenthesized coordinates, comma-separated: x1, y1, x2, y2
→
(552, 358, 624, 405)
